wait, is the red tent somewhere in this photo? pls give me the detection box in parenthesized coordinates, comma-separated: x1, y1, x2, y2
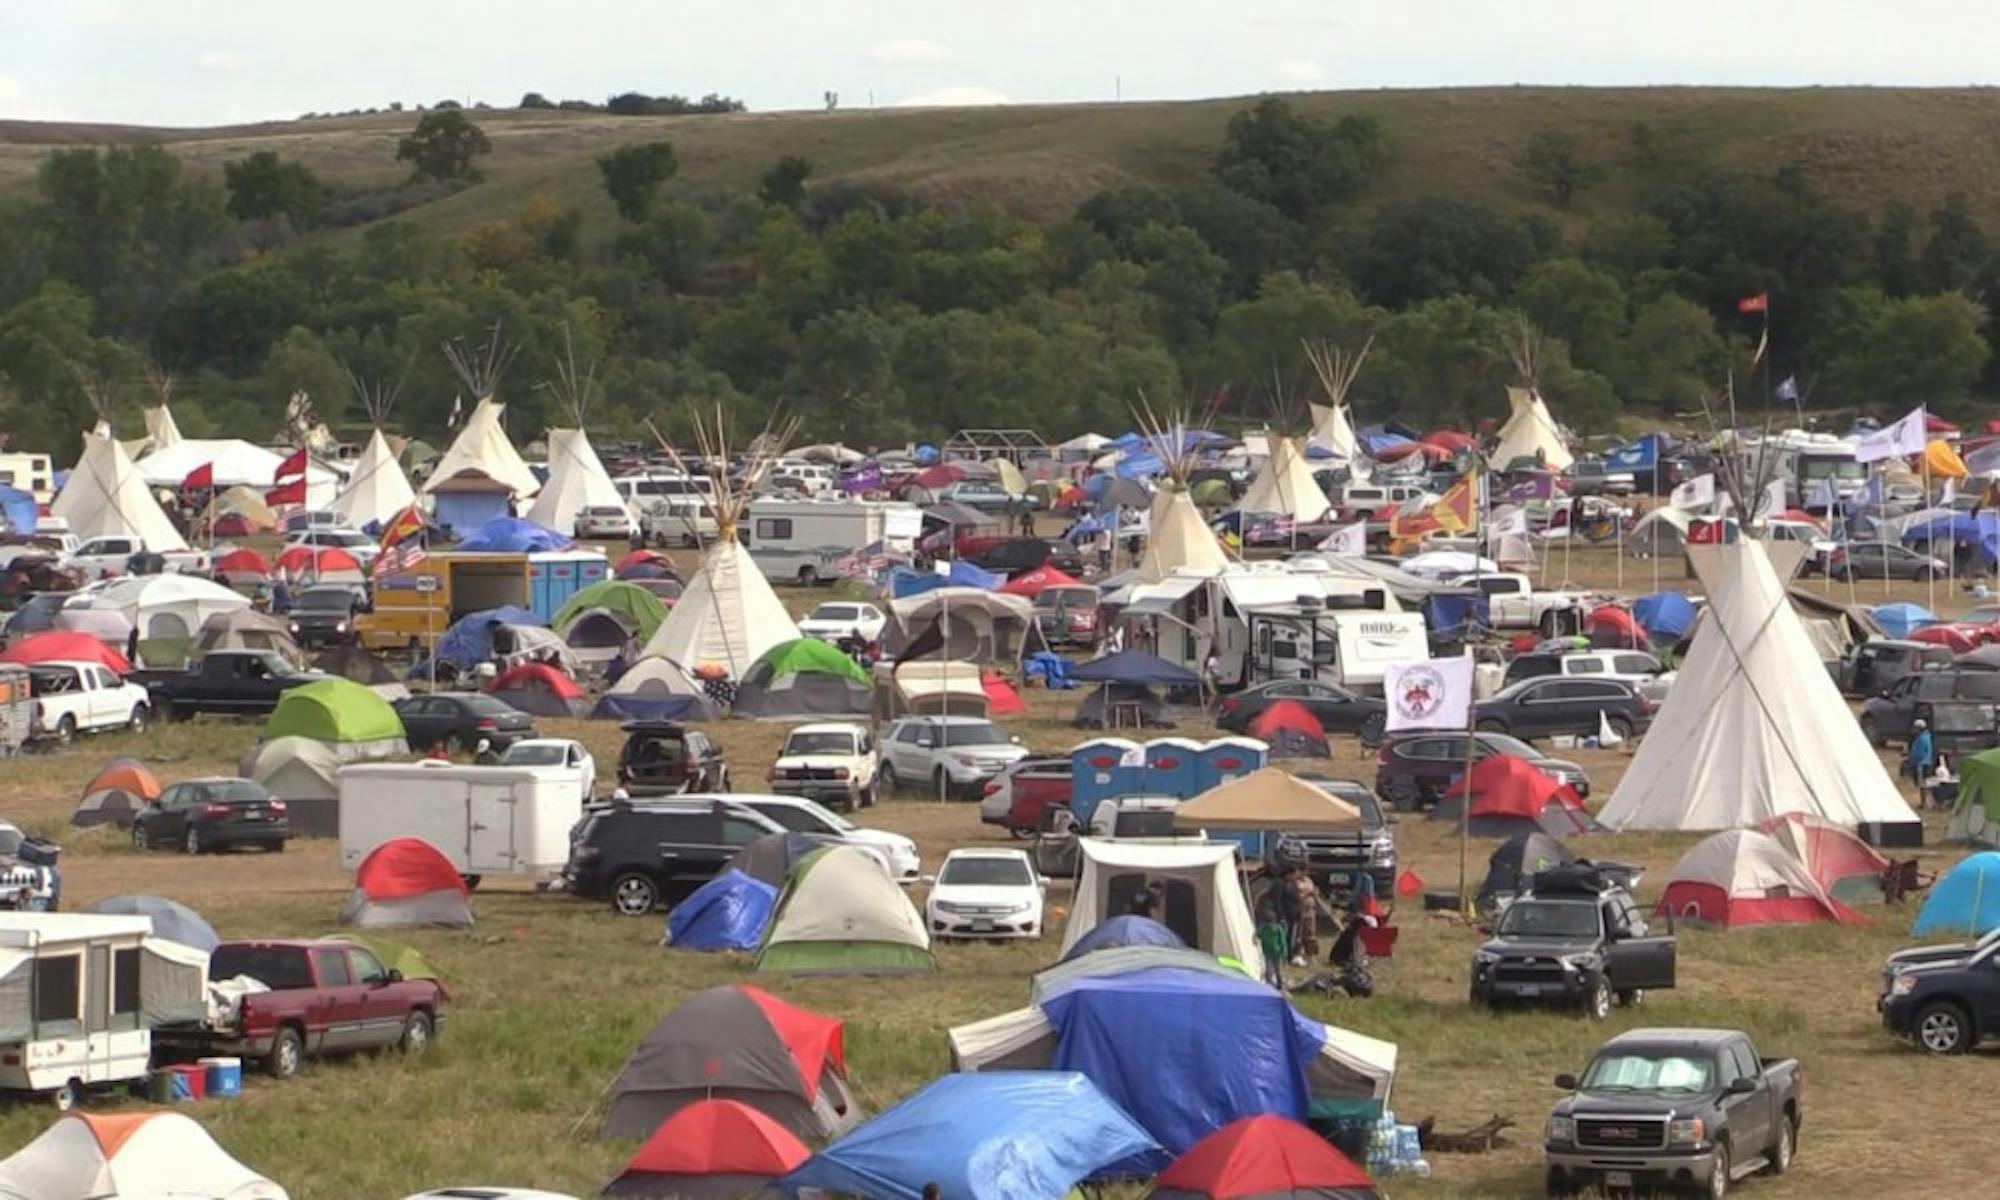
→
(275, 545, 365, 582)
(1778, 508, 1824, 529)
(1912, 623, 1986, 654)
(1436, 755, 1593, 837)
(982, 672, 1027, 716)
(1755, 812, 1891, 905)
(912, 464, 967, 490)
(1246, 699, 1331, 759)
(1000, 565, 1083, 598)
(1150, 1114, 1380, 1200)
(1585, 605, 1648, 650)
(340, 837, 473, 928)
(615, 549, 678, 580)
(213, 548, 271, 584)
(1927, 413, 1960, 435)
(1658, 829, 1860, 928)
(1055, 485, 1090, 510)
(486, 661, 590, 717)
(0, 631, 131, 674)
(210, 514, 260, 538)
(604, 1097, 810, 1198)
(1421, 430, 1476, 453)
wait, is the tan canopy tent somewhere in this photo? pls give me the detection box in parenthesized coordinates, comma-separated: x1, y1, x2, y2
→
(1172, 767, 1362, 833)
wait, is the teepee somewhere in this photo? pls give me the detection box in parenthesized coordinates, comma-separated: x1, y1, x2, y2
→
(423, 328, 539, 533)
(638, 408, 801, 675)
(1490, 326, 1573, 472)
(1235, 434, 1333, 521)
(332, 363, 416, 531)
(1134, 397, 1231, 584)
(1304, 337, 1366, 461)
(526, 330, 626, 536)
(52, 376, 188, 552)
(1596, 537, 1916, 835)
(141, 363, 183, 454)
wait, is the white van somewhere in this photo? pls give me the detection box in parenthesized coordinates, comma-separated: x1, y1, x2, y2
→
(746, 498, 922, 586)
(338, 752, 594, 884)
(616, 473, 718, 547)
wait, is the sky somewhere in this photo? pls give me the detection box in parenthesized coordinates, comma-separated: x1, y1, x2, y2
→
(4, 1, 2000, 127)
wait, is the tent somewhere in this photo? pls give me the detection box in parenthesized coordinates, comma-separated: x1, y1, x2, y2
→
(1063, 842, 1265, 977)
(1873, 602, 1937, 639)
(87, 895, 219, 952)
(1062, 914, 1186, 960)
(421, 397, 540, 532)
(781, 1072, 1157, 1200)
(1624, 506, 1690, 559)
(455, 515, 573, 553)
(734, 638, 873, 720)
(615, 549, 680, 579)
(526, 426, 626, 536)
(1149, 1114, 1381, 1200)
(1309, 400, 1360, 461)
(333, 428, 416, 532)
(1658, 829, 1860, 927)
(562, 607, 637, 666)
(205, 486, 277, 533)
(886, 588, 1037, 664)
(603, 1097, 810, 1199)
(195, 608, 302, 665)
(1246, 700, 1331, 759)
(1756, 812, 1891, 905)
(91, 574, 249, 643)
(239, 736, 341, 835)
(313, 645, 408, 701)
(1478, 832, 1577, 906)
(273, 544, 365, 585)
(1236, 436, 1333, 523)
(603, 984, 862, 1142)
(338, 837, 473, 929)
(1070, 649, 1202, 688)
(666, 869, 779, 952)
(552, 579, 667, 646)
(1597, 539, 1917, 837)
(876, 659, 991, 719)
(72, 758, 159, 828)
(1948, 746, 2000, 849)
(430, 605, 545, 671)
(1173, 768, 1360, 833)
(1633, 591, 1697, 642)
(486, 661, 590, 717)
(1434, 755, 1596, 838)
(327, 933, 439, 982)
(1491, 387, 1573, 471)
(50, 605, 133, 649)
(0, 1111, 288, 1200)
(641, 538, 800, 677)
(1000, 564, 1085, 598)
(728, 832, 841, 887)
(137, 438, 337, 508)
(214, 547, 273, 586)
(144, 403, 183, 452)
(757, 846, 935, 975)
(1585, 605, 1648, 650)
(1141, 488, 1232, 583)
(593, 655, 720, 721)
(52, 429, 188, 554)
(265, 679, 407, 761)
(0, 631, 131, 674)
(983, 671, 1027, 716)
(1915, 852, 2000, 937)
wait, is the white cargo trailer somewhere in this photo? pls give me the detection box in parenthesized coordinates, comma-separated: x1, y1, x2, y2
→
(338, 759, 591, 884)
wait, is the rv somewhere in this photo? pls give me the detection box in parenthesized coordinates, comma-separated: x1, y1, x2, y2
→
(615, 472, 718, 547)
(0, 453, 55, 504)
(355, 550, 608, 654)
(338, 755, 595, 884)
(1740, 429, 1867, 508)
(745, 498, 922, 586)
(0, 913, 208, 1108)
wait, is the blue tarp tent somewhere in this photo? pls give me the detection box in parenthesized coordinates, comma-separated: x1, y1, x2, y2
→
(1040, 965, 1326, 1168)
(1068, 651, 1201, 688)
(1903, 511, 2000, 562)
(88, 895, 220, 952)
(1873, 602, 1938, 639)
(1633, 592, 1697, 641)
(1606, 434, 1663, 473)
(666, 869, 777, 951)
(455, 516, 574, 553)
(782, 1072, 1156, 1199)
(1061, 915, 1186, 961)
(1916, 852, 2000, 937)
(431, 605, 545, 670)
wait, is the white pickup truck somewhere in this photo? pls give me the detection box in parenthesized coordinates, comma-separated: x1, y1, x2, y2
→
(766, 722, 881, 811)
(61, 536, 208, 579)
(26, 660, 151, 743)
(1454, 571, 1592, 632)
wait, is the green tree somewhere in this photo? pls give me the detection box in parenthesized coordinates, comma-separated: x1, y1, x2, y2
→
(758, 156, 815, 209)
(1578, 213, 1674, 279)
(519, 92, 555, 109)
(1874, 200, 1919, 297)
(396, 110, 493, 182)
(1514, 130, 1601, 207)
(1513, 258, 1628, 369)
(596, 141, 679, 223)
(1130, 222, 1227, 348)
(1206, 272, 1380, 388)
(1609, 294, 1729, 412)
(1371, 296, 1518, 426)
(1829, 292, 1989, 407)
(1352, 196, 1545, 308)
(222, 150, 324, 227)
(1212, 98, 1387, 219)
(260, 326, 349, 425)
(1918, 192, 1989, 294)
(0, 283, 137, 447)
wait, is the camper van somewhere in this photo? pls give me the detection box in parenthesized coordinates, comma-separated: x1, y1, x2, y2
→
(338, 756, 594, 884)
(745, 498, 922, 586)
(0, 453, 55, 504)
(0, 913, 209, 1108)
(616, 473, 718, 547)
(355, 551, 608, 654)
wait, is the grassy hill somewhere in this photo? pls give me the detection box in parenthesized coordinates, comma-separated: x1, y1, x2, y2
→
(7, 87, 2000, 238)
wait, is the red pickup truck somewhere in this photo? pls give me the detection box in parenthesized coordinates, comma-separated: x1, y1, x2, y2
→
(162, 939, 447, 1079)
(980, 756, 1073, 837)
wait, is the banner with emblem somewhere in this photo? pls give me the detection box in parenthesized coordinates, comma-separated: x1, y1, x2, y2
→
(1383, 653, 1476, 733)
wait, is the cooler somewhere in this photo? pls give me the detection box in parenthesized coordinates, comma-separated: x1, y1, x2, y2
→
(169, 1063, 207, 1102)
(1069, 738, 1143, 825)
(1142, 738, 1204, 799)
(200, 1056, 242, 1098)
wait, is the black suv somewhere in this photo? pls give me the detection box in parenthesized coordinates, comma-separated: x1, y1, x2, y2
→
(1473, 677, 1653, 741)
(132, 777, 290, 855)
(617, 721, 731, 795)
(1471, 866, 1676, 1019)
(1376, 731, 1589, 811)
(563, 798, 785, 915)
(1879, 927, 2000, 1054)
(287, 585, 368, 648)
(1267, 775, 1395, 901)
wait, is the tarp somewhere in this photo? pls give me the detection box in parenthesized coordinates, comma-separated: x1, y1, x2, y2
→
(433, 605, 545, 670)
(1070, 650, 1201, 688)
(1150, 1114, 1380, 1200)
(667, 869, 778, 952)
(87, 895, 219, 952)
(0, 1111, 289, 1200)
(1659, 829, 1859, 927)
(1173, 767, 1359, 833)
(1872, 602, 1937, 638)
(1917, 852, 2000, 936)
(455, 515, 574, 553)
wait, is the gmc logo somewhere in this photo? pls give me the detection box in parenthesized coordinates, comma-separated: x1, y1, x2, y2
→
(1598, 1126, 1640, 1140)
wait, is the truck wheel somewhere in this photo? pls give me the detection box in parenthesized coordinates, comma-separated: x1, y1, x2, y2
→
(1475, 718, 1507, 734)
(399, 1010, 434, 1056)
(610, 872, 660, 917)
(131, 825, 151, 851)
(128, 705, 147, 733)
(184, 827, 203, 855)
(1604, 716, 1634, 741)
(1707, 1139, 1730, 1199)
(797, 566, 820, 586)
(1543, 1168, 1576, 1198)
(1763, 1113, 1795, 1175)
(1586, 976, 1612, 1020)
(881, 765, 900, 796)
(859, 782, 877, 809)
(1359, 712, 1386, 745)
(51, 1078, 83, 1112)
(268, 1028, 304, 1079)
(1916, 1000, 1975, 1054)
(53, 715, 74, 745)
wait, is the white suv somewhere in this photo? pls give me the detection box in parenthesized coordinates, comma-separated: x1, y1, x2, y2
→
(926, 848, 1045, 940)
(797, 602, 887, 645)
(767, 722, 880, 810)
(881, 716, 1029, 800)
(722, 792, 920, 883)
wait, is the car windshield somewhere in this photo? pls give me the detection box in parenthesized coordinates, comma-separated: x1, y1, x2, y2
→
(941, 722, 1008, 747)
(774, 798, 851, 831)
(500, 743, 569, 767)
(809, 605, 859, 621)
(1581, 1052, 1716, 1093)
(297, 588, 352, 612)
(1495, 901, 1601, 940)
(1037, 588, 1094, 608)
(785, 731, 858, 755)
(940, 856, 1032, 886)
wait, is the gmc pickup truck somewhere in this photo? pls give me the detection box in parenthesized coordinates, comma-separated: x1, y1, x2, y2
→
(157, 938, 446, 1079)
(136, 650, 325, 720)
(1545, 1028, 1801, 1199)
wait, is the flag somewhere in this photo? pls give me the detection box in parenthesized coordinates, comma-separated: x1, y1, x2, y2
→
(1489, 507, 1530, 537)
(1773, 375, 1800, 404)
(1670, 473, 1716, 511)
(1855, 407, 1927, 463)
(1606, 435, 1659, 472)
(273, 447, 308, 482)
(1388, 474, 1476, 542)
(1805, 477, 1835, 511)
(265, 478, 306, 507)
(1846, 473, 1884, 514)
(1687, 518, 1728, 544)
(379, 502, 426, 549)
(1318, 519, 1367, 556)
(373, 502, 429, 579)
(376, 538, 428, 578)
(1505, 473, 1557, 502)
(181, 462, 214, 491)
(1384, 654, 1476, 733)
(1751, 327, 1768, 368)
(838, 540, 893, 579)
(1758, 476, 1787, 519)
(1739, 292, 1769, 314)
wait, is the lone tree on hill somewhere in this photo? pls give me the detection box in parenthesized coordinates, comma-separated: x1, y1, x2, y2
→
(223, 150, 323, 227)
(397, 110, 492, 182)
(758, 156, 814, 209)
(1213, 97, 1387, 219)
(597, 141, 679, 222)
(1515, 130, 1602, 207)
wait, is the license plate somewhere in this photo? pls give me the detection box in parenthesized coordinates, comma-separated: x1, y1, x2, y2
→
(244, 811, 265, 820)
(971, 919, 994, 932)
(1604, 1171, 1632, 1188)
(1515, 985, 1539, 996)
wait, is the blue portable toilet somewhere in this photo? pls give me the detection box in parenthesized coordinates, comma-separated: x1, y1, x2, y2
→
(1196, 737, 1268, 794)
(1144, 738, 1205, 799)
(1070, 738, 1143, 825)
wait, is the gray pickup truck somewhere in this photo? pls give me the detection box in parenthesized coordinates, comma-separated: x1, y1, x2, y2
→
(1544, 1028, 1801, 1199)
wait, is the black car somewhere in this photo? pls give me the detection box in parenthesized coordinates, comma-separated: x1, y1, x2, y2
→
(1471, 868, 1676, 1018)
(132, 778, 289, 854)
(286, 585, 367, 648)
(1879, 926, 2000, 1053)
(1376, 730, 1591, 811)
(1474, 676, 1653, 741)
(1267, 775, 1396, 900)
(563, 798, 785, 915)
(393, 692, 535, 752)
(1859, 668, 2000, 748)
(617, 721, 731, 795)
(1216, 679, 1389, 743)
(1832, 638, 1954, 697)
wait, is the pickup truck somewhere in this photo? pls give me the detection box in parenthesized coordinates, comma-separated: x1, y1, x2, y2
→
(26, 660, 151, 742)
(60, 535, 207, 579)
(1471, 869, 1675, 1018)
(765, 722, 881, 811)
(157, 938, 446, 1079)
(980, 756, 1073, 838)
(1545, 1028, 1801, 1198)
(136, 650, 326, 720)
(1878, 926, 2000, 1054)
(1451, 571, 1592, 633)
(1267, 775, 1396, 902)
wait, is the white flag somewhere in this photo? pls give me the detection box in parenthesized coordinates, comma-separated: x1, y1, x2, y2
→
(1855, 407, 1927, 464)
(1318, 519, 1367, 556)
(1670, 473, 1716, 511)
(1805, 477, 1835, 510)
(1758, 476, 1787, 518)
(1384, 654, 1476, 733)
(1490, 507, 1529, 536)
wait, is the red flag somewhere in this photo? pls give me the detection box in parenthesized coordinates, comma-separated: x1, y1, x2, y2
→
(273, 447, 308, 482)
(266, 478, 306, 507)
(181, 462, 214, 491)
(1687, 518, 1726, 544)
(1738, 292, 1769, 314)
(1395, 868, 1425, 898)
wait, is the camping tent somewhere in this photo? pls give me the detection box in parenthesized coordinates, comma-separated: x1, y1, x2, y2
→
(51, 429, 188, 552)
(593, 656, 719, 721)
(781, 1072, 1157, 1200)
(999, 564, 1085, 598)
(1491, 387, 1573, 471)
(1062, 914, 1186, 960)
(1948, 746, 2000, 849)
(1916, 852, 2000, 936)
(1245, 701, 1331, 758)
(1756, 812, 1890, 905)
(421, 397, 539, 532)
(552, 579, 667, 646)
(72, 758, 159, 828)
(486, 661, 590, 717)
(195, 608, 303, 665)
(1236, 436, 1333, 523)
(338, 837, 473, 929)
(1624, 507, 1691, 559)
(1433, 755, 1596, 838)
(666, 869, 779, 952)
(214, 547, 272, 586)
(273, 545, 366, 585)
(526, 426, 626, 536)
(92, 573, 249, 643)
(1062, 841, 1265, 978)
(239, 736, 341, 835)
(87, 895, 219, 952)
(875, 659, 991, 719)
(603, 984, 863, 1141)
(0, 631, 130, 674)
(332, 428, 416, 532)
(734, 638, 872, 719)
(757, 846, 935, 975)
(1149, 1114, 1382, 1200)
(264, 679, 407, 761)
(1597, 539, 1917, 837)
(603, 1097, 811, 1199)
(983, 671, 1027, 715)
(1658, 829, 1859, 927)
(1633, 591, 1697, 642)
(641, 538, 800, 676)
(1478, 831, 1576, 906)
(0, 1111, 288, 1200)
(886, 588, 1037, 664)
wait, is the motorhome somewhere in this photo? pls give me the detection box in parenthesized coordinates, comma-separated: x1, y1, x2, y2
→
(355, 550, 608, 654)
(1740, 429, 1867, 508)
(0, 453, 55, 504)
(615, 472, 718, 547)
(745, 498, 922, 586)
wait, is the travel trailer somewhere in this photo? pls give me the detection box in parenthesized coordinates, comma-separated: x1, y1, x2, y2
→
(744, 498, 922, 586)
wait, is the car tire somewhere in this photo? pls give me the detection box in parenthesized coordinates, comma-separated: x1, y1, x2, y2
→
(1915, 999, 1975, 1054)
(1359, 712, 1386, 745)
(128, 705, 147, 733)
(269, 839, 286, 852)
(1604, 716, 1635, 741)
(184, 827, 203, 856)
(715, 766, 731, 793)
(881, 765, 901, 796)
(610, 872, 660, 917)
(460, 875, 481, 891)
(1586, 976, 1612, 1021)
(51, 1078, 83, 1112)
(54, 715, 74, 745)
(1764, 1113, 1795, 1176)
(1544, 1168, 1576, 1198)
(267, 1027, 304, 1079)
(1859, 714, 1883, 747)
(399, 1010, 434, 1056)
(1615, 987, 1644, 1007)
(131, 824, 150, 851)
(797, 566, 819, 586)
(860, 782, 877, 809)
(1708, 1138, 1730, 1199)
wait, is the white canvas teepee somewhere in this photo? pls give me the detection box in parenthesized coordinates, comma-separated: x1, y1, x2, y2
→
(1308, 402, 1358, 459)
(1305, 337, 1368, 461)
(1141, 487, 1230, 583)
(421, 398, 538, 498)
(640, 537, 799, 674)
(526, 427, 624, 534)
(143, 404, 182, 452)
(1491, 387, 1573, 472)
(1235, 435, 1333, 520)
(1597, 538, 1916, 833)
(53, 429, 188, 551)
(334, 429, 416, 530)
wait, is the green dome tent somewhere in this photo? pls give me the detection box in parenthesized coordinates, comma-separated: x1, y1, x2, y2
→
(756, 846, 935, 975)
(1190, 478, 1235, 510)
(551, 579, 668, 646)
(734, 638, 872, 719)
(264, 678, 407, 761)
(1949, 746, 2000, 849)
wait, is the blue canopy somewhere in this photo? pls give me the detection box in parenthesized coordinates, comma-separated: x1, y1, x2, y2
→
(1041, 966, 1327, 1169)
(0, 486, 37, 536)
(781, 1072, 1157, 1200)
(1873, 602, 1938, 639)
(1356, 430, 1413, 456)
(1903, 511, 2000, 562)
(432, 605, 545, 669)
(1632, 591, 1697, 640)
(1116, 452, 1166, 480)
(88, 895, 219, 952)
(1061, 915, 1186, 961)
(455, 516, 574, 553)
(666, 869, 776, 951)
(1916, 852, 2000, 937)
(1068, 650, 1201, 688)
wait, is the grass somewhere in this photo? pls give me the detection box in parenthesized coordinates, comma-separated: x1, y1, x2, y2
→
(0, 541, 1988, 1196)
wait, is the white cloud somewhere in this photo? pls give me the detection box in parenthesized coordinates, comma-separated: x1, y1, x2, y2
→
(196, 49, 240, 71)
(897, 85, 1008, 108)
(869, 37, 948, 65)
(1274, 57, 1326, 83)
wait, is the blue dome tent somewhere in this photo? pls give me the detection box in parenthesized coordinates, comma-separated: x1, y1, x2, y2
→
(1916, 852, 2000, 937)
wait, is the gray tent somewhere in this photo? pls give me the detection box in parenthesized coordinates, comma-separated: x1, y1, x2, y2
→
(87, 895, 220, 953)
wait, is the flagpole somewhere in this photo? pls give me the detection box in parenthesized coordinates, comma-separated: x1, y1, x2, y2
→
(1924, 416, 1936, 614)
(1458, 463, 1486, 917)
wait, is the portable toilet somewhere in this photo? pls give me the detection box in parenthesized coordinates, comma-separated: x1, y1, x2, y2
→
(1070, 738, 1144, 825)
(1196, 737, 1268, 794)
(1143, 738, 1205, 799)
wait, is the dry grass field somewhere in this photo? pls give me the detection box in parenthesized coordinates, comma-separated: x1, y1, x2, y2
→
(0, 543, 1990, 1198)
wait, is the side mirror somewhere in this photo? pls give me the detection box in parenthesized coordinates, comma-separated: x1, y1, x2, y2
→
(1553, 1072, 1578, 1090)
(1727, 1077, 1758, 1095)
(383, 969, 404, 985)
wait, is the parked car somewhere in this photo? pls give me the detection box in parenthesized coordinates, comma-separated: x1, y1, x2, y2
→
(615, 720, 731, 795)
(1544, 1028, 1800, 1198)
(767, 722, 880, 810)
(1859, 668, 2000, 747)
(393, 692, 536, 753)
(1566, 457, 1636, 497)
(61, 536, 207, 578)
(1829, 542, 1946, 582)
(1268, 775, 1396, 901)
(1765, 518, 1837, 574)
(926, 848, 1046, 940)
(1376, 731, 1590, 811)
(25, 660, 150, 743)
(881, 715, 1029, 799)
(573, 505, 636, 540)
(1031, 585, 1102, 649)
(284, 527, 381, 570)
(1471, 870, 1675, 1018)
(721, 792, 919, 882)
(131, 777, 289, 854)
(137, 650, 327, 720)
(980, 756, 1073, 838)
(1830, 638, 1954, 698)
(562, 797, 785, 915)
(797, 602, 887, 645)
(937, 480, 1015, 513)
(1473, 676, 1653, 741)
(1879, 925, 2000, 1053)
(287, 584, 367, 648)
(1503, 650, 1676, 696)
(158, 939, 446, 1078)
(1216, 678, 1389, 743)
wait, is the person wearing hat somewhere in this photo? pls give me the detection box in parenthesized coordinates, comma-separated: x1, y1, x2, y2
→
(473, 737, 501, 766)
(1906, 719, 1936, 796)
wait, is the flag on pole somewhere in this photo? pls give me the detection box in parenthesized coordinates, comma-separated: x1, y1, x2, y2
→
(273, 447, 309, 482)
(1319, 520, 1367, 556)
(1388, 474, 1478, 542)
(1670, 473, 1716, 511)
(181, 462, 214, 491)
(1489, 507, 1530, 537)
(1773, 375, 1800, 404)
(1942, 476, 1959, 505)
(373, 502, 429, 579)
(1805, 477, 1835, 511)
(1751, 328, 1769, 367)
(1757, 476, 1787, 518)
(265, 478, 306, 507)
(1739, 292, 1769, 313)
(1383, 654, 1476, 733)
(1854, 407, 1927, 463)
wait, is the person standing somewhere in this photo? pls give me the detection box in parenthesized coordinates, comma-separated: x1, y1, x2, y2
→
(1907, 719, 1936, 796)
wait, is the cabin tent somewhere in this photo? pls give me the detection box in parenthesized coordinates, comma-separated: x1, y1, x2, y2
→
(593, 655, 720, 721)
(52, 429, 189, 554)
(1491, 387, 1573, 472)
(1948, 746, 2000, 849)
(338, 837, 473, 929)
(87, 895, 220, 953)
(485, 661, 590, 717)
(195, 608, 303, 666)
(1142, 488, 1231, 583)
(264, 679, 407, 761)
(0, 1111, 289, 1200)
(72, 758, 160, 828)
(552, 579, 668, 645)
(1597, 539, 1917, 836)
(603, 1097, 811, 1199)
(1914, 852, 2000, 937)
(526, 426, 626, 535)
(886, 588, 1038, 665)
(1658, 829, 1859, 927)
(1149, 1113, 1381, 1200)
(313, 645, 409, 701)
(1755, 812, 1891, 905)
(238, 736, 341, 835)
(666, 869, 779, 952)
(640, 538, 800, 677)
(603, 983, 863, 1142)
(874, 659, 990, 719)
(91, 573, 249, 644)
(1235, 436, 1333, 522)
(1062, 841, 1265, 978)
(756, 846, 935, 975)
(421, 398, 539, 533)
(734, 638, 872, 719)
(332, 428, 416, 531)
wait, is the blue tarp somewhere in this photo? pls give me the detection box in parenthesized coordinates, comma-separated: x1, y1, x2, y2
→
(1903, 512, 2000, 562)
(455, 516, 574, 553)
(1040, 966, 1326, 1168)
(1632, 592, 1697, 640)
(667, 869, 776, 951)
(1068, 650, 1201, 688)
(1422, 593, 1490, 637)
(781, 1072, 1157, 1199)
(889, 562, 1000, 597)
(0, 486, 36, 536)
(1116, 452, 1166, 480)
(1061, 915, 1186, 961)
(948, 560, 1002, 590)
(432, 605, 545, 669)
(1025, 651, 1076, 690)
(1916, 852, 2000, 936)
(1873, 602, 1939, 638)
(1356, 430, 1413, 456)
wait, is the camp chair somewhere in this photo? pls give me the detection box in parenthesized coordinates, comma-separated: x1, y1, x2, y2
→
(1883, 859, 1935, 905)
